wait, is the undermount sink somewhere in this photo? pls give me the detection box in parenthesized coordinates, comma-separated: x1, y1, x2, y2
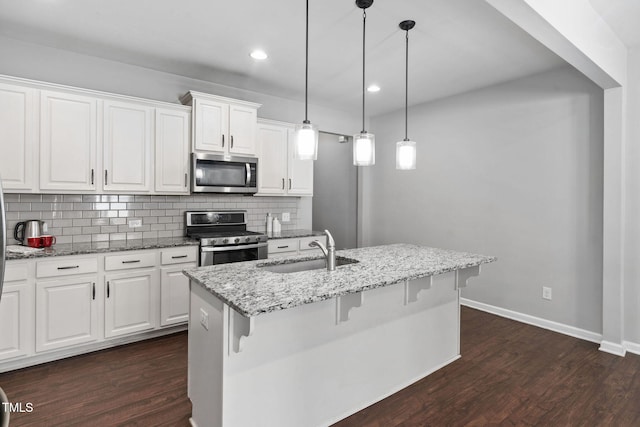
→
(258, 257, 359, 274)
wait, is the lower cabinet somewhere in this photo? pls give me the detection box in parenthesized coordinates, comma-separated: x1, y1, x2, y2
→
(0, 262, 33, 362)
(268, 236, 323, 259)
(0, 245, 197, 370)
(104, 269, 159, 338)
(36, 275, 99, 352)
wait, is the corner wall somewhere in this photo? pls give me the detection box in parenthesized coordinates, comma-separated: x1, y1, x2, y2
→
(363, 66, 604, 334)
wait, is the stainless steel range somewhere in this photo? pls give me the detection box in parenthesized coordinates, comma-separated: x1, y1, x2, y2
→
(185, 210, 268, 266)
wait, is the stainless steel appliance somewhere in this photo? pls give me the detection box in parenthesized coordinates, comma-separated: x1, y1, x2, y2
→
(185, 210, 268, 266)
(14, 219, 44, 245)
(0, 176, 9, 427)
(191, 153, 258, 194)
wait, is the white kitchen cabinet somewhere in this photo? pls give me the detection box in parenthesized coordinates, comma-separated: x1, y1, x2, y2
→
(104, 268, 159, 338)
(103, 100, 154, 192)
(40, 90, 98, 192)
(159, 247, 197, 326)
(0, 262, 34, 362)
(155, 108, 190, 194)
(257, 119, 313, 196)
(182, 91, 260, 156)
(268, 235, 323, 259)
(35, 275, 99, 353)
(0, 83, 36, 191)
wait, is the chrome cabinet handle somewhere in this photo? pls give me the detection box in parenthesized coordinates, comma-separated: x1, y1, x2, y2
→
(184, 173, 188, 187)
(230, 135, 234, 148)
(171, 255, 188, 259)
(105, 170, 108, 185)
(122, 260, 141, 264)
(282, 178, 285, 190)
(92, 282, 95, 300)
(222, 134, 225, 147)
(107, 281, 110, 298)
(57, 265, 79, 270)
(277, 245, 290, 249)
(289, 178, 292, 190)
(91, 169, 94, 185)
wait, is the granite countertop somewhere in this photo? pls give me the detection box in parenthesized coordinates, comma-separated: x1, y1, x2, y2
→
(266, 229, 324, 240)
(5, 236, 199, 260)
(183, 243, 497, 317)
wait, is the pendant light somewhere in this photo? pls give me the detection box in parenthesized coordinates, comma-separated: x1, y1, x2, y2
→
(353, 0, 375, 166)
(396, 20, 417, 170)
(295, 0, 319, 160)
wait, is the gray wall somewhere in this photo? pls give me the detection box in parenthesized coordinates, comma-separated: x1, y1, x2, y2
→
(624, 47, 640, 344)
(312, 133, 358, 249)
(363, 66, 604, 334)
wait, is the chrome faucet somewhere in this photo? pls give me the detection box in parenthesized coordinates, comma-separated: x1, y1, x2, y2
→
(309, 229, 336, 271)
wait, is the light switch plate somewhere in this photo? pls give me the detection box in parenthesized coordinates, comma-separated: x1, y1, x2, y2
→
(282, 212, 290, 222)
(128, 219, 142, 228)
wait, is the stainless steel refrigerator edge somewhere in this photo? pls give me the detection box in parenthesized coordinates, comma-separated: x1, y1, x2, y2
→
(0, 175, 6, 300)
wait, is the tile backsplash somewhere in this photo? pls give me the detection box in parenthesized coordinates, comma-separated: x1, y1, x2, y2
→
(4, 194, 301, 245)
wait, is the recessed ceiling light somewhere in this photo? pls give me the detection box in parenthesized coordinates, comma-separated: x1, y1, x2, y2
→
(250, 50, 268, 60)
(367, 84, 381, 93)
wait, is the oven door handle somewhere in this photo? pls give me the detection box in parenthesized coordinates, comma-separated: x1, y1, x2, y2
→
(201, 243, 267, 252)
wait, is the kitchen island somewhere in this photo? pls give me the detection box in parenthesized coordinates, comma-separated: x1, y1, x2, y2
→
(183, 244, 496, 427)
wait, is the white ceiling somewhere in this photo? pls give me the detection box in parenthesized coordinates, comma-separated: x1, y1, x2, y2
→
(589, 0, 640, 48)
(0, 0, 568, 116)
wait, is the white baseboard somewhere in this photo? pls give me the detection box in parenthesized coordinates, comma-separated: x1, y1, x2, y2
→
(460, 298, 603, 344)
(599, 340, 626, 357)
(623, 341, 640, 356)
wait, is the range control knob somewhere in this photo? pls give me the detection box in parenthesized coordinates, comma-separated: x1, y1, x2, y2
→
(245, 237, 251, 243)
(222, 238, 229, 244)
(210, 239, 216, 245)
(234, 238, 240, 243)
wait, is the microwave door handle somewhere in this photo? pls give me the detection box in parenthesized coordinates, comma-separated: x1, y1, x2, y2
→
(246, 163, 251, 186)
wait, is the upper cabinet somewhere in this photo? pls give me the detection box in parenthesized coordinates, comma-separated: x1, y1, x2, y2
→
(257, 119, 313, 196)
(40, 91, 98, 192)
(103, 101, 153, 193)
(181, 91, 260, 157)
(155, 108, 190, 194)
(0, 83, 37, 191)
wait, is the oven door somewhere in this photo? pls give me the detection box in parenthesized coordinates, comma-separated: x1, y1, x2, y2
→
(200, 243, 268, 266)
(192, 153, 257, 194)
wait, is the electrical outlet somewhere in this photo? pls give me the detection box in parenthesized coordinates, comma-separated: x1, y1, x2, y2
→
(200, 308, 209, 330)
(128, 219, 142, 228)
(282, 212, 290, 222)
(542, 286, 552, 300)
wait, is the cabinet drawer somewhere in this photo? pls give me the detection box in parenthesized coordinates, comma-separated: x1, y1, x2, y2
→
(37, 257, 98, 278)
(5, 262, 29, 282)
(298, 236, 323, 252)
(268, 239, 298, 254)
(161, 247, 197, 265)
(105, 251, 156, 271)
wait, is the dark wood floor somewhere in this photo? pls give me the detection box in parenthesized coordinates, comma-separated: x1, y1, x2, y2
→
(1, 307, 639, 426)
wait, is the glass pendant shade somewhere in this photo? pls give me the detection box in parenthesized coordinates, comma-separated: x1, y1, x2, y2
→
(295, 121, 318, 160)
(353, 132, 375, 166)
(396, 139, 416, 170)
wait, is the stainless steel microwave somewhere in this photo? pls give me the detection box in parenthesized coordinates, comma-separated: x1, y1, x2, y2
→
(191, 153, 258, 194)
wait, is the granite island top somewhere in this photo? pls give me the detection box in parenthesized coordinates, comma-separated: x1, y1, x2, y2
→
(183, 243, 497, 317)
(5, 236, 199, 260)
(266, 229, 324, 239)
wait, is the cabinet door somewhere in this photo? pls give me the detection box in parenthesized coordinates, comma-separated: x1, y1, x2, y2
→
(103, 101, 153, 192)
(40, 90, 98, 191)
(257, 123, 288, 195)
(287, 129, 314, 195)
(104, 269, 159, 338)
(155, 108, 190, 194)
(0, 281, 33, 361)
(36, 276, 99, 352)
(0, 83, 36, 191)
(160, 264, 194, 326)
(228, 104, 257, 156)
(194, 98, 228, 153)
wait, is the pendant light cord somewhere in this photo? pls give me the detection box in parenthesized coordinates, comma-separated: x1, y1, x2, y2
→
(304, 0, 309, 123)
(404, 29, 409, 141)
(361, 9, 366, 133)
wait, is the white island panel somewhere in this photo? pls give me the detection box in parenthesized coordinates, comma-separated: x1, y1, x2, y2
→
(189, 272, 461, 427)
